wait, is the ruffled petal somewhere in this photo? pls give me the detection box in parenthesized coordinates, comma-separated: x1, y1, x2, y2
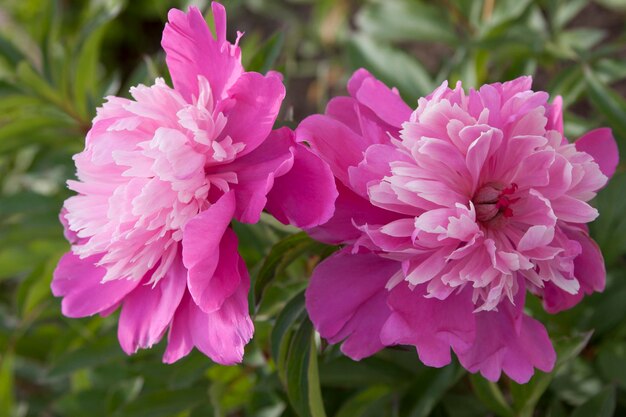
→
(575, 128, 619, 180)
(118, 253, 187, 354)
(381, 284, 475, 367)
(219, 72, 285, 157)
(162, 4, 243, 102)
(51, 253, 139, 318)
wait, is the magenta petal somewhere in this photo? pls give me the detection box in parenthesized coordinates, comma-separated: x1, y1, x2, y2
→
(306, 250, 400, 359)
(575, 128, 619, 179)
(308, 181, 401, 244)
(164, 246, 253, 365)
(225, 128, 294, 223)
(191, 255, 253, 364)
(182, 191, 236, 313)
(353, 72, 412, 128)
(266, 140, 338, 229)
(381, 284, 475, 368)
(457, 289, 556, 383)
(296, 114, 372, 185)
(162, 5, 242, 102)
(220, 72, 285, 157)
(118, 254, 187, 354)
(163, 291, 195, 363)
(52, 252, 139, 318)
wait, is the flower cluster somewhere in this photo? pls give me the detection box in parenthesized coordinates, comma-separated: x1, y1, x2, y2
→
(53, 2, 618, 383)
(53, 3, 336, 364)
(300, 70, 617, 382)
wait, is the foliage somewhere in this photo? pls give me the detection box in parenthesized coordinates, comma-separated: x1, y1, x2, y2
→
(0, 0, 625, 416)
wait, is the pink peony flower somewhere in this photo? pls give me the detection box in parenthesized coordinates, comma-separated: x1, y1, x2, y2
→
(52, 3, 337, 365)
(300, 69, 618, 383)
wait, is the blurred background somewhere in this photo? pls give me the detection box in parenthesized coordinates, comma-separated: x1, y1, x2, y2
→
(1, 0, 626, 416)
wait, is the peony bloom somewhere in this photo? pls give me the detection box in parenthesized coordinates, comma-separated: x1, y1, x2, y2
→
(300, 69, 618, 383)
(52, 3, 336, 365)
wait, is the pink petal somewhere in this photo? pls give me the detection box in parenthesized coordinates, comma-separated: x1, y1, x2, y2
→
(542, 225, 606, 313)
(546, 95, 564, 135)
(296, 114, 372, 185)
(456, 288, 555, 383)
(164, 248, 253, 365)
(219, 72, 285, 157)
(381, 284, 475, 367)
(224, 128, 294, 224)
(117, 253, 187, 354)
(351, 69, 412, 128)
(266, 133, 338, 228)
(307, 181, 401, 244)
(182, 191, 236, 313)
(306, 250, 401, 359)
(162, 5, 242, 102)
(575, 128, 619, 180)
(52, 252, 139, 318)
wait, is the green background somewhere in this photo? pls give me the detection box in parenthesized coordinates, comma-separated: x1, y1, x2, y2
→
(1, 0, 625, 416)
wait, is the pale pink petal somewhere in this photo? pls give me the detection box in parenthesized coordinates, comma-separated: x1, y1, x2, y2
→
(52, 253, 139, 318)
(306, 250, 401, 359)
(575, 128, 619, 179)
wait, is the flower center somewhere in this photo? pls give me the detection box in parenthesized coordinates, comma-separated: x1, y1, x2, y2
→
(473, 182, 519, 226)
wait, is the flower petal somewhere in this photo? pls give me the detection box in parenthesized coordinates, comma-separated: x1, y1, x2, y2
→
(182, 191, 236, 313)
(52, 252, 139, 318)
(306, 249, 400, 359)
(575, 128, 619, 180)
(118, 253, 187, 354)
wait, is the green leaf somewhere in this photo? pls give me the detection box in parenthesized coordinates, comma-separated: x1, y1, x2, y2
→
(406, 363, 465, 417)
(348, 33, 433, 102)
(74, 24, 108, 119)
(116, 387, 208, 417)
(584, 67, 626, 141)
(270, 290, 306, 364)
(0, 351, 15, 417)
(245, 32, 284, 75)
(356, 0, 457, 44)
(569, 386, 616, 417)
(335, 386, 391, 417)
(597, 343, 626, 390)
(469, 374, 515, 417)
(254, 232, 328, 307)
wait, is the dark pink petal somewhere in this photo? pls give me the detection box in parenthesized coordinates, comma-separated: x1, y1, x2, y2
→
(306, 250, 401, 359)
(162, 5, 242, 102)
(182, 191, 236, 313)
(219, 72, 285, 157)
(381, 284, 475, 367)
(266, 136, 338, 229)
(575, 128, 619, 179)
(52, 252, 139, 317)
(118, 254, 187, 354)
(191, 252, 253, 364)
(163, 291, 195, 363)
(225, 128, 294, 223)
(164, 234, 253, 365)
(350, 69, 412, 128)
(308, 181, 402, 244)
(296, 114, 372, 185)
(542, 225, 606, 313)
